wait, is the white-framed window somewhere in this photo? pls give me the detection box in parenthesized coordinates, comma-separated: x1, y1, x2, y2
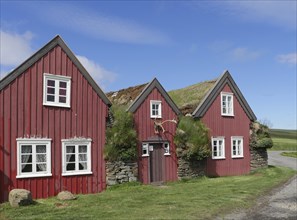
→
(211, 137, 225, 159)
(142, 143, 149, 157)
(16, 138, 52, 178)
(221, 92, 234, 116)
(164, 142, 170, 156)
(62, 138, 92, 176)
(231, 137, 244, 158)
(43, 73, 71, 108)
(150, 100, 162, 118)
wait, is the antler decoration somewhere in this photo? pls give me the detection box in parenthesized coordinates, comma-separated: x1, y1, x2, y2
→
(154, 119, 177, 133)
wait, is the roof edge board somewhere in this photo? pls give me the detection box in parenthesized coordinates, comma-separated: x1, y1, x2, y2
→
(128, 78, 181, 115)
(192, 70, 256, 121)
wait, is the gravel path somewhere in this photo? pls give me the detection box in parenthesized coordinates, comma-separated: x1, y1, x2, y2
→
(220, 151, 297, 220)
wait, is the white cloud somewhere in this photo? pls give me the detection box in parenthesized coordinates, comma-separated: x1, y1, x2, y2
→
(76, 55, 116, 90)
(39, 3, 171, 45)
(276, 53, 297, 64)
(230, 47, 261, 62)
(200, 1, 296, 30)
(0, 30, 34, 66)
(229, 1, 296, 30)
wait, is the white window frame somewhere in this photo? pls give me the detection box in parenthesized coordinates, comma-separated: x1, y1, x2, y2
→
(231, 136, 244, 158)
(16, 138, 52, 178)
(150, 100, 162, 118)
(164, 142, 170, 156)
(142, 143, 149, 157)
(221, 92, 234, 116)
(211, 137, 225, 159)
(43, 73, 71, 108)
(61, 138, 92, 176)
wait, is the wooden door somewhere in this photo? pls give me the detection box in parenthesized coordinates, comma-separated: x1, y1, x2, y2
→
(149, 143, 164, 183)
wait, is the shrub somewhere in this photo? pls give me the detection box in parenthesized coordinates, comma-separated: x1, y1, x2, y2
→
(104, 106, 138, 162)
(250, 122, 273, 149)
(174, 116, 210, 161)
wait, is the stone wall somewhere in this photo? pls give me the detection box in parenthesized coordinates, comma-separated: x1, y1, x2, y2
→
(106, 161, 138, 186)
(177, 158, 206, 179)
(250, 147, 268, 171)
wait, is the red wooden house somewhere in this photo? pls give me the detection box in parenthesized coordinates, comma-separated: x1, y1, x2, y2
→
(192, 70, 257, 176)
(0, 35, 111, 202)
(108, 78, 181, 184)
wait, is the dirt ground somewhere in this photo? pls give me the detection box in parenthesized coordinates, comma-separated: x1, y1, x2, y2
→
(219, 151, 297, 220)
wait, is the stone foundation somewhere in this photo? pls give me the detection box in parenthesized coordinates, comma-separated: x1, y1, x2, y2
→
(177, 158, 206, 179)
(250, 147, 268, 171)
(106, 161, 138, 186)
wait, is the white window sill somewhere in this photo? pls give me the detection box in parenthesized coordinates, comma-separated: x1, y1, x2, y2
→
(43, 103, 70, 108)
(232, 156, 244, 159)
(16, 173, 52, 179)
(164, 153, 171, 156)
(142, 155, 149, 157)
(62, 171, 92, 176)
(221, 114, 234, 117)
(212, 157, 226, 160)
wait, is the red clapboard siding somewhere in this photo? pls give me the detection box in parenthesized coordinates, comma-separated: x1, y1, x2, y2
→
(201, 84, 251, 176)
(0, 44, 108, 202)
(133, 88, 178, 184)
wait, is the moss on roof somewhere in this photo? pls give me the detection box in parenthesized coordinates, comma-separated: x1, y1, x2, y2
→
(168, 80, 217, 115)
(106, 79, 217, 115)
(106, 83, 148, 107)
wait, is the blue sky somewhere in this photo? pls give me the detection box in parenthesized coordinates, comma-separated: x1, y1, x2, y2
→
(0, 1, 296, 129)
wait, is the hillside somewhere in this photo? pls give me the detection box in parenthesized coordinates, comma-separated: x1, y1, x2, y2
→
(269, 129, 297, 151)
(269, 129, 297, 139)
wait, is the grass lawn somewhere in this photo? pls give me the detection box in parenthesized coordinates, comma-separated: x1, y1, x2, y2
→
(281, 152, 297, 158)
(269, 129, 297, 151)
(0, 166, 296, 220)
(271, 138, 297, 151)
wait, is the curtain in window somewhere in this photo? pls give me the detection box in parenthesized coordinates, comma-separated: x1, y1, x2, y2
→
(36, 145, 47, 171)
(21, 145, 32, 163)
(79, 145, 87, 170)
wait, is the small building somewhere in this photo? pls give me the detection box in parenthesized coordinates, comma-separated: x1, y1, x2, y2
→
(107, 78, 181, 184)
(170, 70, 257, 176)
(0, 35, 111, 202)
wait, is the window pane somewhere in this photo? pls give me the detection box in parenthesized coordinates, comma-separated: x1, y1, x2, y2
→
(21, 145, 32, 153)
(59, 96, 66, 103)
(60, 81, 67, 88)
(66, 146, 75, 153)
(36, 145, 46, 153)
(21, 155, 32, 163)
(47, 87, 55, 94)
(59, 89, 66, 95)
(66, 163, 75, 171)
(36, 154, 46, 163)
(79, 154, 87, 162)
(22, 164, 32, 173)
(47, 80, 55, 87)
(66, 154, 75, 162)
(79, 162, 87, 170)
(36, 163, 47, 172)
(47, 95, 55, 102)
(79, 145, 87, 153)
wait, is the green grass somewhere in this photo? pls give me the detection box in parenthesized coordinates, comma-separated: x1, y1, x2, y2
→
(281, 152, 297, 158)
(269, 129, 297, 139)
(0, 166, 295, 220)
(269, 129, 297, 151)
(168, 80, 216, 108)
